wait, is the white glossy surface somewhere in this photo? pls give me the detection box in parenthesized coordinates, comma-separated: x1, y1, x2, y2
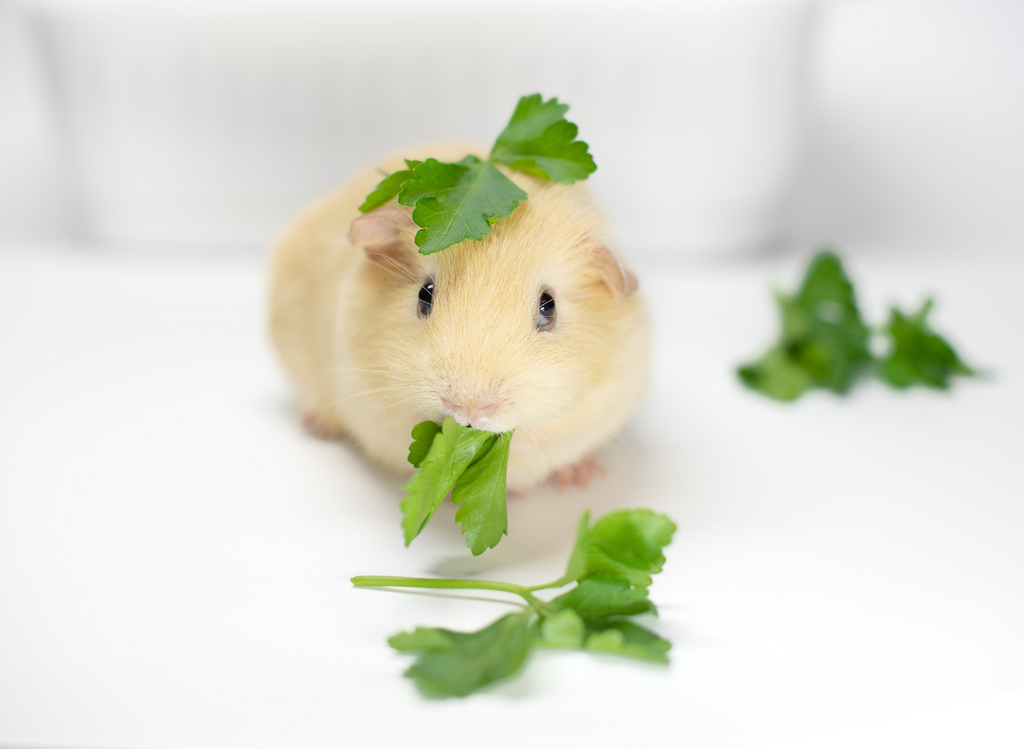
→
(1, 246, 1021, 747)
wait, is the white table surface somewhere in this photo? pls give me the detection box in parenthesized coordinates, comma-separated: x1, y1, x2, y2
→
(1, 245, 1022, 748)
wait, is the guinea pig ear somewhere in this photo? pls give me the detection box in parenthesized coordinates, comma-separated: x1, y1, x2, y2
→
(590, 244, 639, 298)
(349, 206, 417, 271)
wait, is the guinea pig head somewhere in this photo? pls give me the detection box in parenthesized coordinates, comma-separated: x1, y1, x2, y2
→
(345, 182, 640, 440)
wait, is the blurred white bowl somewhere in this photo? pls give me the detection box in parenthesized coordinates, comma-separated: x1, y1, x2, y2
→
(28, 0, 819, 255)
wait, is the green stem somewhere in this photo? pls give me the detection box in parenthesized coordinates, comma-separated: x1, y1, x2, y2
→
(351, 576, 544, 607)
(526, 578, 571, 593)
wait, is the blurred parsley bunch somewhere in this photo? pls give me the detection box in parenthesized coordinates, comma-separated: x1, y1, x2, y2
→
(739, 251, 977, 401)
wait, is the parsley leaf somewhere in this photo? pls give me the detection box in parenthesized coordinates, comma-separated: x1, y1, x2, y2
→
(535, 607, 670, 664)
(490, 94, 597, 184)
(879, 299, 975, 389)
(558, 508, 677, 589)
(550, 575, 657, 620)
(400, 417, 512, 554)
(452, 432, 512, 556)
(399, 417, 497, 547)
(737, 344, 818, 402)
(583, 621, 672, 664)
(535, 609, 586, 648)
(535, 603, 671, 664)
(388, 612, 534, 698)
(397, 157, 527, 255)
(739, 251, 873, 401)
(358, 94, 595, 255)
(405, 419, 441, 468)
(353, 508, 676, 697)
(358, 159, 422, 213)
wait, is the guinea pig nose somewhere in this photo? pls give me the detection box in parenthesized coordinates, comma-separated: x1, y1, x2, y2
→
(440, 398, 471, 427)
(441, 397, 501, 428)
(465, 401, 503, 431)
(469, 402, 499, 421)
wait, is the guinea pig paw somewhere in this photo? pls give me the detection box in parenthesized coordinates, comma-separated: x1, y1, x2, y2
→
(300, 410, 343, 441)
(548, 456, 606, 491)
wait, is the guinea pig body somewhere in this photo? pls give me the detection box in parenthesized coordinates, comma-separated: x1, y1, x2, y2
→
(269, 143, 650, 492)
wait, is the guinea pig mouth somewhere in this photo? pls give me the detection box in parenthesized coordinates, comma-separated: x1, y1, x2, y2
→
(439, 397, 505, 432)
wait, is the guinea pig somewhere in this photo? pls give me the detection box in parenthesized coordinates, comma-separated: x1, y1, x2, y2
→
(268, 142, 649, 492)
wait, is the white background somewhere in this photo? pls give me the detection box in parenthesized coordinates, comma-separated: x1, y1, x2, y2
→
(2, 1, 1023, 747)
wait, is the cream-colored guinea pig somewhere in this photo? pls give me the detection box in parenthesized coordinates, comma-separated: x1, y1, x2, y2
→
(268, 143, 650, 492)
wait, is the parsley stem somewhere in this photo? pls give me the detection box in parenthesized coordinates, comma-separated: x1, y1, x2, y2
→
(351, 576, 543, 607)
(525, 578, 572, 592)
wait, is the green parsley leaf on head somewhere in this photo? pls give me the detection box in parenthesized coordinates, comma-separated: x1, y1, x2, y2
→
(358, 159, 422, 213)
(357, 94, 595, 255)
(397, 157, 527, 255)
(490, 94, 597, 184)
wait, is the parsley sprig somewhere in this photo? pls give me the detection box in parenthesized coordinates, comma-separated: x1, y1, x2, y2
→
(739, 251, 977, 400)
(358, 94, 596, 255)
(401, 416, 512, 556)
(353, 507, 677, 698)
(879, 299, 975, 389)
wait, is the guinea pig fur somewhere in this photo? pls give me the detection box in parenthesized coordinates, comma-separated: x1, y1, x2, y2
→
(268, 143, 650, 492)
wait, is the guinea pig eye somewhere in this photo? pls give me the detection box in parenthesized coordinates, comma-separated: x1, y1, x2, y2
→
(417, 281, 434, 318)
(537, 290, 556, 331)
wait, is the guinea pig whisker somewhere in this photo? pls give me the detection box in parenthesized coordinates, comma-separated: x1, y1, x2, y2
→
(331, 366, 393, 375)
(311, 364, 409, 389)
(331, 384, 411, 403)
(606, 431, 636, 456)
(314, 389, 415, 419)
(516, 428, 547, 466)
(377, 255, 420, 285)
(304, 386, 413, 422)
(360, 405, 424, 446)
(527, 421, 593, 487)
(281, 257, 343, 277)
(377, 394, 424, 411)
(531, 420, 582, 473)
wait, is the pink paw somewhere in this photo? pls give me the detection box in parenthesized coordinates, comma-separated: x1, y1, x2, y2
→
(548, 456, 606, 490)
(301, 410, 342, 440)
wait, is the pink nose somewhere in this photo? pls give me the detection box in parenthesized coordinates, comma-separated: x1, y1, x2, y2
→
(441, 398, 499, 428)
